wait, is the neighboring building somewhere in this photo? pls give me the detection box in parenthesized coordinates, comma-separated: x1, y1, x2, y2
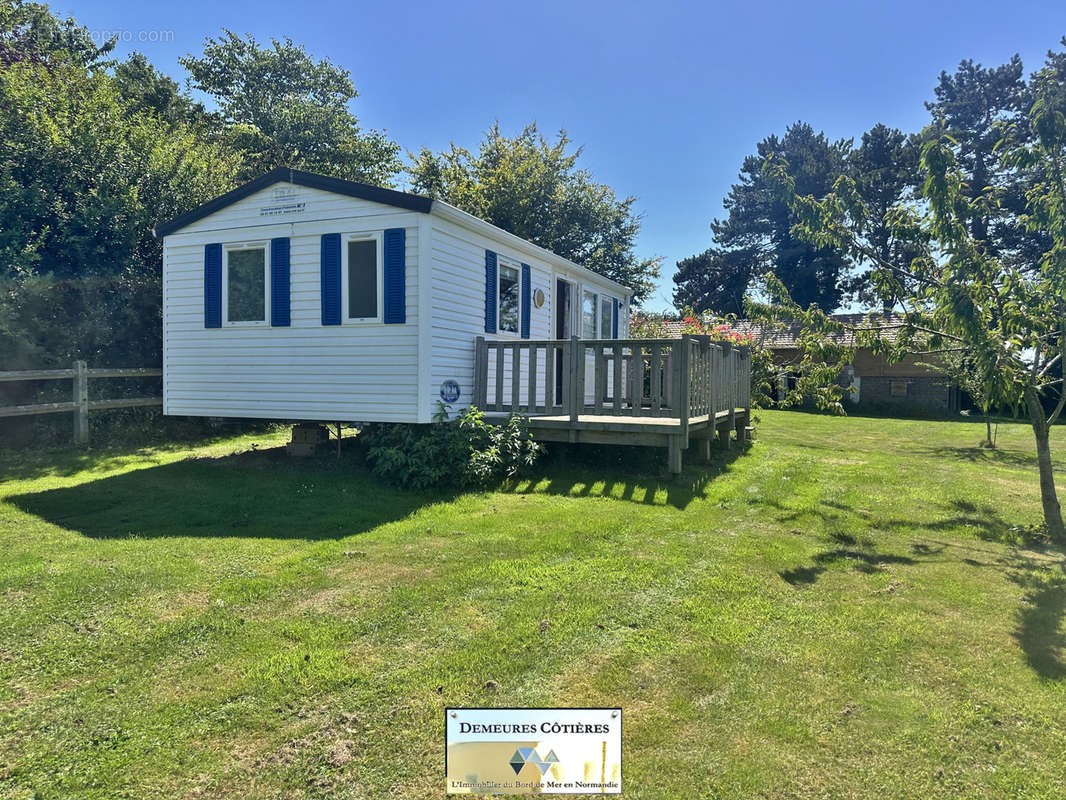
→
(646, 313, 962, 414)
(154, 168, 631, 424)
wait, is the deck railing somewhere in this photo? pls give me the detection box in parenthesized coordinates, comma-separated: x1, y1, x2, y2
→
(473, 334, 751, 430)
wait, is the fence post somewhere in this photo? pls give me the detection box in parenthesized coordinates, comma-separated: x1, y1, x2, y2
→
(73, 360, 88, 446)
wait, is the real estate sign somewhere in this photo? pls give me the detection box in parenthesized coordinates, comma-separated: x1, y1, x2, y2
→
(445, 708, 622, 794)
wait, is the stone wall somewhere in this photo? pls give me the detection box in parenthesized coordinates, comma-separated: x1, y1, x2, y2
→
(855, 375, 960, 412)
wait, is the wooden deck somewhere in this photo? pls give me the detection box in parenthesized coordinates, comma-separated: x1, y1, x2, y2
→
(476, 335, 752, 473)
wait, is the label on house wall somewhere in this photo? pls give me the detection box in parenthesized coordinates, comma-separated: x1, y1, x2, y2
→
(440, 380, 461, 403)
(260, 186, 307, 217)
(446, 708, 621, 794)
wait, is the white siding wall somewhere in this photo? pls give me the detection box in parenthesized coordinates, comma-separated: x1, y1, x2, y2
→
(428, 214, 629, 417)
(163, 183, 424, 422)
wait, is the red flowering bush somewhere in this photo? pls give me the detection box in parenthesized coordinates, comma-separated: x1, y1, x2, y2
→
(679, 314, 753, 346)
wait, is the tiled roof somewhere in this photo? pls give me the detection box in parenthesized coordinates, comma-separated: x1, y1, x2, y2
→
(638, 313, 907, 349)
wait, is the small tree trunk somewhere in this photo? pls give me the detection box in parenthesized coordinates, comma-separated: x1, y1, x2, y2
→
(1028, 392, 1065, 539)
(985, 412, 993, 447)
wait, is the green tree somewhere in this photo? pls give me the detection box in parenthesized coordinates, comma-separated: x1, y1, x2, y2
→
(672, 246, 755, 316)
(763, 46, 1066, 539)
(674, 122, 853, 314)
(180, 30, 401, 185)
(847, 124, 922, 307)
(925, 57, 1027, 255)
(0, 0, 113, 67)
(113, 52, 206, 126)
(0, 35, 240, 368)
(409, 122, 660, 302)
(935, 351, 1008, 447)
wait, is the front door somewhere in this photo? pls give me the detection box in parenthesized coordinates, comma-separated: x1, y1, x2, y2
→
(554, 278, 572, 406)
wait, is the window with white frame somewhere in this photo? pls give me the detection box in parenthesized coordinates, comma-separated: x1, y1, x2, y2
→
(344, 233, 382, 321)
(582, 290, 597, 338)
(600, 296, 612, 338)
(498, 263, 520, 333)
(224, 244, 268, 325)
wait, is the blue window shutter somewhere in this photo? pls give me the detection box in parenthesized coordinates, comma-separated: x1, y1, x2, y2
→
(520, 263, 531, 339)
(204, 243, 222, 328)
(320, 233, 341, 325)
(484, 250, 497, 334)
(270, 237, 290, 327)
(383, 227, 406, 324)
(612, 298, 619, 338)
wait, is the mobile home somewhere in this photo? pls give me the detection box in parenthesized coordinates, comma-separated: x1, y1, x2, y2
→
(155, 167, 632, 424)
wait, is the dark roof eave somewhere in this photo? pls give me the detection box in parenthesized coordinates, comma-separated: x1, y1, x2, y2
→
(152, 167, 433, 238)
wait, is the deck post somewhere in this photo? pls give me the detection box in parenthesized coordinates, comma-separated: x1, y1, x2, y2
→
(697, 433, 712, 462)
(527, 343, 537, 413)
(735, 350, 748, 440)
(710, 345, 719, 418)
(544, 343, 555, 411)
(593, 344, 605, 413)
(725, 345, 736, 439)
(739, 347, 750, 409)
(701, 336, 712, 415)
(510, 343, 521, 414)
(678, 336, 691, 447)
(650, 343, 662, 415)
(664, 351, 674, 410)
(632, 343, 644, 417)
(560, 338, 571, 416)
(612, 343, 623, 413)
(73, 359, 88, 446)
(495, 344, 505, 413)
(716, 420, 733, 452)
(473, 337, 487, 409)
(569, 336, 583, 423)
(668, 435, 683, 474)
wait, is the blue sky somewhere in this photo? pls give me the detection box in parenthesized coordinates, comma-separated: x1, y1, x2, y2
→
(61, 0, 1066, 311)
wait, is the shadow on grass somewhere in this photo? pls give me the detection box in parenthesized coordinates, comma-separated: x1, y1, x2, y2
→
(0, 425, 277, 483)
(1015, 575, 1066, 680)
(774, 496, 1031, 545)
(8, 444, 451, 540)
(778, 494, 1066, 681)
(501, 440, 752, 510)
(1002, 548, 1066, 681)
(919, 445, 1056, 470)
(781, 548, 918, 586)
(10, 436, 753, 540)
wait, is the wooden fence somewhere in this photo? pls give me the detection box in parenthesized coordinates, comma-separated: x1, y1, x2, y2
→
(474, 334, 751, 429)
(0, 361, 162, 445)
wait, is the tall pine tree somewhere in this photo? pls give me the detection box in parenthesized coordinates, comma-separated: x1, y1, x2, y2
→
(674, 122, 852, 313)
(847, 123, 922, 308)
(924, 56, 1037, 268)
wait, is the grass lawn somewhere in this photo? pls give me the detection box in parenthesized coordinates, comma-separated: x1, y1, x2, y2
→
(1, 411, 1065, 799)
